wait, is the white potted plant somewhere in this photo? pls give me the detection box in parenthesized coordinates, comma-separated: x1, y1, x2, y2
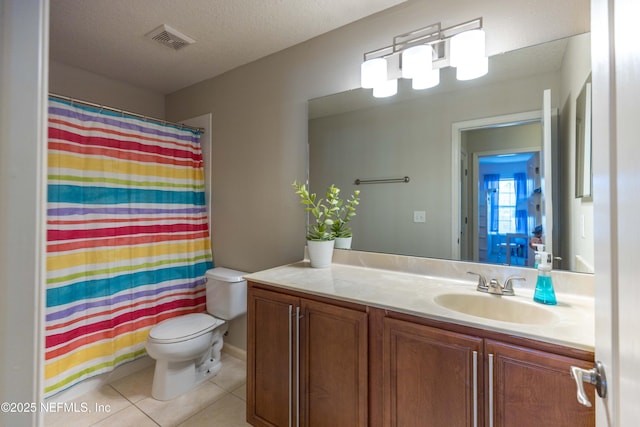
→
(292, 181, 339, 268)
(332, 188, 360, 249)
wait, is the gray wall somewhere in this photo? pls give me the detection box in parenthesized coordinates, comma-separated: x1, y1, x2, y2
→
(49, 60, 165, 118)
(165, 0, 589, 276)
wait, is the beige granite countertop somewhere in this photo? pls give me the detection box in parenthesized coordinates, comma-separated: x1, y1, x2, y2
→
(245, 257, 595, 352)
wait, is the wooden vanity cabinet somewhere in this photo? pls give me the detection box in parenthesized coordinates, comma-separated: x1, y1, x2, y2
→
(382, 317, 484, 427)
(486, 340, 595, 427)
(380, 313, 595, 427)
(247, 284, 368, 427)
(247, 287, 297, 427)
(248, 283, 594, 427)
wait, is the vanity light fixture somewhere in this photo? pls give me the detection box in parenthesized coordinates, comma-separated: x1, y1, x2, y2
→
(373, 78, 398, 98)
(402, 45, 440, 90)
(450, 28, 488, 80)
(360, 18, 486, 97)
(360, 57, 387, 88)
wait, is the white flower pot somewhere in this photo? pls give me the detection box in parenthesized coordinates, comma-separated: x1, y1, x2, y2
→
(307, 240, 335, 268)
(334, 236, 352, 250)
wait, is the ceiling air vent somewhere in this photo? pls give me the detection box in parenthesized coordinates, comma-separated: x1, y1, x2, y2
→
(145, 24, 195, 51)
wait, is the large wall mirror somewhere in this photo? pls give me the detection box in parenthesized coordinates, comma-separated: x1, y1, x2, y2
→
(308, 32, 593, 273)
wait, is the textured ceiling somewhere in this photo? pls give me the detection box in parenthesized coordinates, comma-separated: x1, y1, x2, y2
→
(49, 0, 408, 94)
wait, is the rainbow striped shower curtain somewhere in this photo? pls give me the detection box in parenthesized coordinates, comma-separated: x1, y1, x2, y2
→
(45, 98, 213, 397)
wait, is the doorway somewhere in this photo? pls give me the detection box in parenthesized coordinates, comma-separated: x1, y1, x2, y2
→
(452, 111, 544, 263)
(475, 151, 540, 266)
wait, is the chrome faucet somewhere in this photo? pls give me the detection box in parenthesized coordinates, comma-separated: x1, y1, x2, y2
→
(468, 272, 525, 296)
(467, 272, 488, 292)
(488, 276, 525, 296)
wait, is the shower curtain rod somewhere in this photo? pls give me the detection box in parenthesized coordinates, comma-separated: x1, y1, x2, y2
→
(49, 93, 205, 134)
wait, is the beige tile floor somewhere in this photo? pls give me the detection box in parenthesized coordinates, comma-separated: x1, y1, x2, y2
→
(44, 353, 250, 427)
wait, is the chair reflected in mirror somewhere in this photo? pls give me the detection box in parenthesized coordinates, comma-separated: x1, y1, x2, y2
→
(496, 233, 530, 266)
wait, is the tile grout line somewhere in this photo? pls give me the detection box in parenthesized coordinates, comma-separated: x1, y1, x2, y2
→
(115, 382, 162, 427)
(62, 355, 246, 427)
(88, 384, 161, 427)
(175, 392, 249, 427)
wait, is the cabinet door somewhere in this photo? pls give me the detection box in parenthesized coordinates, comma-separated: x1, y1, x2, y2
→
(383, 317, 483, 427)
(486, 340, 595, 427)
(300, 299, 368, 427)
(247, 287, 299, 427)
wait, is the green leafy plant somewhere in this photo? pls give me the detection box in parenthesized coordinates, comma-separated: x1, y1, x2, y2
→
(331, 189, 360, 238)
(292, 181, 340, 241)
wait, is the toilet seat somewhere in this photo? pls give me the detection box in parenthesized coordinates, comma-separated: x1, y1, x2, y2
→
(148, 313, 225, 344)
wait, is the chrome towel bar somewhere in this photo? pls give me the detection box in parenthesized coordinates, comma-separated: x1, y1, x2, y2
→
(354, 176, 410, 185)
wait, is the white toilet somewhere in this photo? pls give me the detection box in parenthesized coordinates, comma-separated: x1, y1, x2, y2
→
(145, 267, 248, 400)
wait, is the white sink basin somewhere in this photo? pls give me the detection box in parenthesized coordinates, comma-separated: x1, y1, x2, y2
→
(434, 293, 559, 325)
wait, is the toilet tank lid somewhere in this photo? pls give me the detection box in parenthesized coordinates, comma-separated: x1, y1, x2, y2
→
(148, 313, 223, 342)
(206, 267, 248, 283)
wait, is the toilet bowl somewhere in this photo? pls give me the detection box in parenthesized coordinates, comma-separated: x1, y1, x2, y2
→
(145, 267, 248, 400)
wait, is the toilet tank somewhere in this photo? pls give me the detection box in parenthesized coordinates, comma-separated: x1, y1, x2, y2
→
(205, 267, 248, 320)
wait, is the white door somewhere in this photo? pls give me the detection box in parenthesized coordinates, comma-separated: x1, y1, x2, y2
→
(591, 1, 615, 418)
(541, 89, 555, 258)
(608, 29, 640, 423)
(592, 0, 640, 424)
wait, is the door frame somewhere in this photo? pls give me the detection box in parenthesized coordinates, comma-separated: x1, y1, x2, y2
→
(471, 147, 540, 263)
(0, 1, 49, 426)
(451, 110, 543, 260)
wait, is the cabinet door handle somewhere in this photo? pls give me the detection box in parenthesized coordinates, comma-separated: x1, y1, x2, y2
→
(488, 353, 494, 427)
(473, 351, 478, 427)
(570, 361, 607, 407)
(296, 306, 301, 427)
(288, 305, 293, 427)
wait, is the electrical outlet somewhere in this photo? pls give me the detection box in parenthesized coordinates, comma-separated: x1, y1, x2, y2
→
(413, 210, 426, 223)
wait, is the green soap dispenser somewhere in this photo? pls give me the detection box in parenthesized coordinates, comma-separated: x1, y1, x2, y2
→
(533, 251, 557, 305)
